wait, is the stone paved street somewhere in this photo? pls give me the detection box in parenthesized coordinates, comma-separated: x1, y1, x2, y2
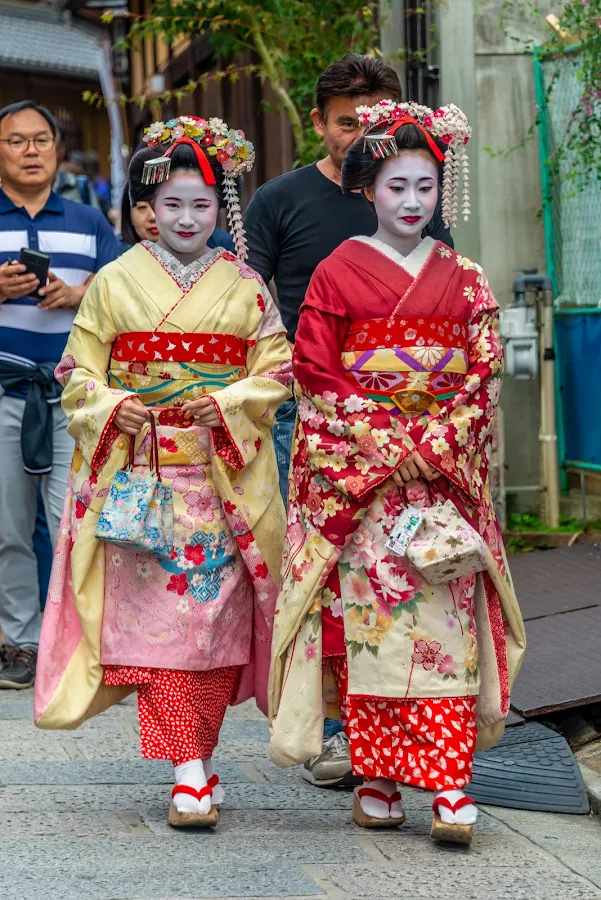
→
(2, 689, 601, 900)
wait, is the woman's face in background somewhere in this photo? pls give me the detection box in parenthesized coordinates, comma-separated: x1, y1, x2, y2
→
(131, 201, 158, 242)
(154, 171, 218, 262)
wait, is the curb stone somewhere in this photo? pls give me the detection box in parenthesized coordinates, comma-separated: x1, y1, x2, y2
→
(579, 762, 601, 816)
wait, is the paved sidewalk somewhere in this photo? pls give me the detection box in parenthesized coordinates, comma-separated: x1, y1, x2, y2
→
(1, 689, 601, 900)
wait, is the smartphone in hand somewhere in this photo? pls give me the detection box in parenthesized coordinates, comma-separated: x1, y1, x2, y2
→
(19, 248, 51, 300)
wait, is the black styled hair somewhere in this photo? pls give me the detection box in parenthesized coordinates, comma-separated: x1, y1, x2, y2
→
(0, 100, 58, 138)
(316, 54, 403, 117)
(128, 141, 225, 207)
(341, 123, 443, 193)
(120, 186, 139, 245)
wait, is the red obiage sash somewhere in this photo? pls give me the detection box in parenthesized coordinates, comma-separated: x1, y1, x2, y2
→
(112, 332, 247, 366)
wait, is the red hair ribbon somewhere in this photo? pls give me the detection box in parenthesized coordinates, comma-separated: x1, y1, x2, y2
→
(386, 117, 445, 162)
(164, 135, 216, 186)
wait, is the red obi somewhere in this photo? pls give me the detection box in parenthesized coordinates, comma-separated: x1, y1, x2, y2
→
(111, 332, 247, 366)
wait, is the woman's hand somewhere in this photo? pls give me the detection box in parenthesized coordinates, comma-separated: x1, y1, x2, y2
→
(114, 398, 150, 435)
(392, 451, 441, 486)
(181, 396, 222, 428)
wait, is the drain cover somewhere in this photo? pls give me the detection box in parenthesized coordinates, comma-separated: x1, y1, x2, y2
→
(470, 722, 590, 814)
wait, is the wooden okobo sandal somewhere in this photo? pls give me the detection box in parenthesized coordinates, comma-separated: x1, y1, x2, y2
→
(352, 786, 406, 828)
(430, 795, 475, 845)
(168, 779, 219, 829)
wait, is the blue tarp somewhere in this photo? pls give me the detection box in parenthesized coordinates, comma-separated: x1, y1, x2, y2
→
(556, 312, 601, 466)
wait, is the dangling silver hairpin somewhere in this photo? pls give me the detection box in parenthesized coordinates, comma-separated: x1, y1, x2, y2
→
(362, 132, 399, 160)
(141, 155, 172, 185)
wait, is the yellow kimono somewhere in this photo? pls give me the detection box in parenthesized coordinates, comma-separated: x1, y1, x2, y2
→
(34, 242, 292, 730)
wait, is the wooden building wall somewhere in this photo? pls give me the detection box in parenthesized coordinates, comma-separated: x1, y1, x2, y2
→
(127, 0, 294, 199)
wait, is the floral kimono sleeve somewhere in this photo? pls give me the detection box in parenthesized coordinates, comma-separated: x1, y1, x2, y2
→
(417, 274, 502, 506)
(209, 287, 293, 471)
(55, 270, 130, 471)
(293, 268, 416, 502)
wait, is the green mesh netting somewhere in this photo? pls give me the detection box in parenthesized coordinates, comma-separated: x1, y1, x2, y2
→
(541, 52, 601, 308)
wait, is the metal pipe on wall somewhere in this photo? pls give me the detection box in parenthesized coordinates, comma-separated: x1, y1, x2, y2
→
(539, 288, 560, 527)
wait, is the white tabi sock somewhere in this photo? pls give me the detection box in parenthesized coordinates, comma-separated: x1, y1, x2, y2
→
(434, 788, 478, 825)
(203, 757, 225, 805)
(360, 778, 405, 819)
(173, 758, 211, 815)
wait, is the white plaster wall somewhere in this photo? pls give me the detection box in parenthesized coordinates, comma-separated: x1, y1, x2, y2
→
(440, 0, 559, 506)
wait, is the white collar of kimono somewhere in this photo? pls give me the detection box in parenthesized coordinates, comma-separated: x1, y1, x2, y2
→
(143, 240, 222, 292)
(350, 234, 435, 278)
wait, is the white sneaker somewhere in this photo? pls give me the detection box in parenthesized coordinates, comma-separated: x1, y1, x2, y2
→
(301, 731, 359, 787)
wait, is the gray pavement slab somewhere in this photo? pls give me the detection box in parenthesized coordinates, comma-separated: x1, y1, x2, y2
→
(0, 759, 249, 785)
(2, 695, 601, 899)
(323, 864, 601, 899)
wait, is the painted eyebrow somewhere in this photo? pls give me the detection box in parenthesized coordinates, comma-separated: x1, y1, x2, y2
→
(162, 196, 211, 202)
(386, 176, 436, 182)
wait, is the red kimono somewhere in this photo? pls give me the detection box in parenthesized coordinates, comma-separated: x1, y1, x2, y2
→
(270, 236, 526, 792)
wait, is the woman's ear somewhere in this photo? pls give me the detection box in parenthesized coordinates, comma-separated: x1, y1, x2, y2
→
(364, 187, 374, 204)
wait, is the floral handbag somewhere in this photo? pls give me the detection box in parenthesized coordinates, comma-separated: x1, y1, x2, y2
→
(406, 498, 487, 585)
(95, 414, 174, 559)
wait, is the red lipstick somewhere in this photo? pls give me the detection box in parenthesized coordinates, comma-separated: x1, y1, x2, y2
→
(176, 231, 196, 238)
(402, 216, 421, 224)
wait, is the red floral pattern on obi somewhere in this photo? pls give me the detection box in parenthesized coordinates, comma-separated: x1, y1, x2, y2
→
(112, 332, 246, 366)
(344, 317, 468, 352)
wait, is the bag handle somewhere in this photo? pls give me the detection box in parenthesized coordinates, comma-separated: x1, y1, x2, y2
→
(127, 412, 162, 481)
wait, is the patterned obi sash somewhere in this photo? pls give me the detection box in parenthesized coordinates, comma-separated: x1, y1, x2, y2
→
(108, 331, 248, 410)
(341, 316, 468, 417)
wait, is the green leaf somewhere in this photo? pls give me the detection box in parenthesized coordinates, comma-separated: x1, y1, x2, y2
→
(390, 603, 405, 621)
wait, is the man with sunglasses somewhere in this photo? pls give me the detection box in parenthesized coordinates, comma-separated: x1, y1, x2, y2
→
(0, 100, 118, 689)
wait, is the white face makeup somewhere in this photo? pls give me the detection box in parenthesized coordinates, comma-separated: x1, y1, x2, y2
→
(154, 171, 219, 263)
(370, 151, 439, 255)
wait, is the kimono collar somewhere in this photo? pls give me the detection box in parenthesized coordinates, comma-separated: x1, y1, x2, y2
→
(350, 235, 434, 279)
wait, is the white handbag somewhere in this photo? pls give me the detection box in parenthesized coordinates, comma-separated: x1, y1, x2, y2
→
(406, 499, 487, 585)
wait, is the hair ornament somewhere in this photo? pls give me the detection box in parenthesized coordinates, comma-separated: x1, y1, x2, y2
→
(355, 100, 472, 229)
(140, 115, 255, 260)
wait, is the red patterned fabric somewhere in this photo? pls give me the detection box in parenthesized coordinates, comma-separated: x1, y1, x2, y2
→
(112, 332, 246, 366)
(329, 655, 476, 791)
(344, 316, 467, 352)
(104, 665, 239, 765)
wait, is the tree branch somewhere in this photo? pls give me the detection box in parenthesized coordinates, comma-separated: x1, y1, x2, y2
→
(249, 25, 305, 152)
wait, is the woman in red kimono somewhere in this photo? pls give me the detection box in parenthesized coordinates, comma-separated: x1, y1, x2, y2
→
(269, 101, 525, 845)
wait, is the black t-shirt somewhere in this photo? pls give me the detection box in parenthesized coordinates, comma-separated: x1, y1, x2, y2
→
(244, 162, 453, 341)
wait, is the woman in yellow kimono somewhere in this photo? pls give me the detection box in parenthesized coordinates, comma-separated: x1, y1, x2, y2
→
(34, 116, 292, 828)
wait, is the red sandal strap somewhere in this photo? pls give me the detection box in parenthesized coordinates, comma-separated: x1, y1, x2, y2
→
(358, 787, 402, 812)
(171, 783, 213, 801)
(207, 774, 219, 790)
(451, 795, 475, 811)
(432, 794, 475, 814)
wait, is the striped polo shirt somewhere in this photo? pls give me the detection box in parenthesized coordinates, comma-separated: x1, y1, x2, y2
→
(0, 188, 119, 397)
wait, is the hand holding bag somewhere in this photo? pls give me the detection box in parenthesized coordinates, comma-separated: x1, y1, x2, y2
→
(95, 413, 174, 559)
(406, 498, 487, 585)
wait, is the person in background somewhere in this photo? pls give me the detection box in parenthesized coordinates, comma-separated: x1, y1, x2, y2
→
(119, 183, 235, 255)
(83, 150, 111, 215)
(54, 127, 101, 210)
(245, 53, 453, 788)
(0, 99, 119, 689)
(29, 130, 103, 614)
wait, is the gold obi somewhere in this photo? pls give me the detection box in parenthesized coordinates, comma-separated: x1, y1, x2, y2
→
(341, 315, 469, 418)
